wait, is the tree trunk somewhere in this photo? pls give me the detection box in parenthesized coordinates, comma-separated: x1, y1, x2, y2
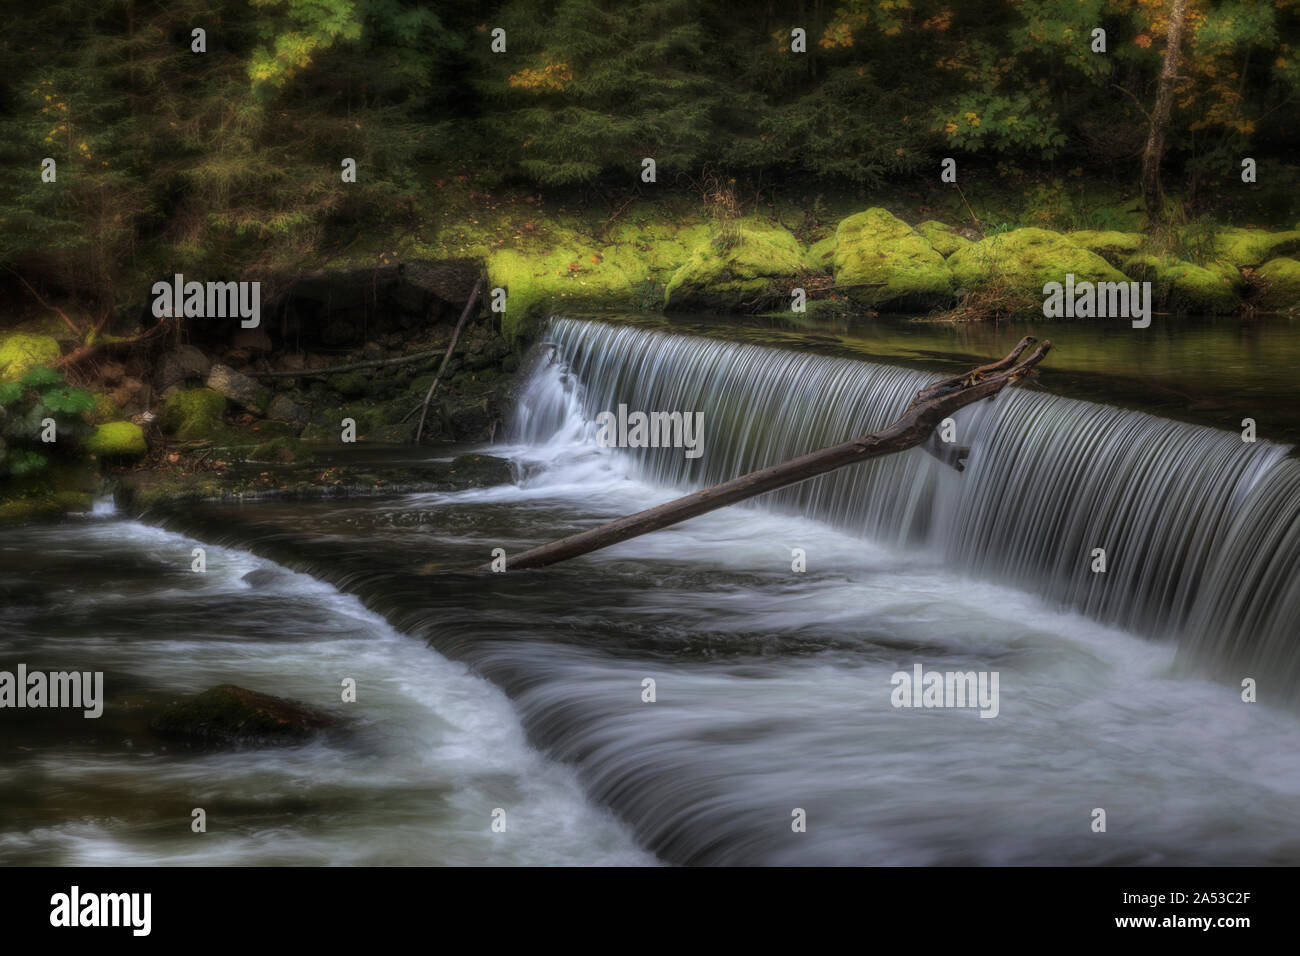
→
(479, 336, 1052, 571)
(1142, 0, 1190, 220)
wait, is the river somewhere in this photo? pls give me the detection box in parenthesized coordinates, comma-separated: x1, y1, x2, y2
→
(2, 315, 1298, 865)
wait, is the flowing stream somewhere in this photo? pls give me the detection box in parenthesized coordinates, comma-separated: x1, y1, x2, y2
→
(3, 316, 1298, 865)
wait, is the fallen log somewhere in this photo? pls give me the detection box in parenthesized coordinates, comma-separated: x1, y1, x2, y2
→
(478, 336, 1051, 571)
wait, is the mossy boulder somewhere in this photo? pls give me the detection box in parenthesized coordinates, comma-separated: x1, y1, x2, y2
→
(833, 208, 953, 310)
(86, 421, 147, 459)
(150, 684, 335, 749)
(949, 227, 1128, 297)
(0, 492, 93, 526)
(804, 235, 838, 272)
(1255, 257, 1300, 312)
(162, 387, 227, 440)
(915, 220, 973, 258)
(1121, 254, 1241, 314)
(249, 436, 315, 465)
(663, 224, 805, 312)
(87, 393, 123, 426)
(1211, 228, 1300, 268)
(438, 453, 514, 487)
(1067, 230, 1144, 266)
(0, 334, 61, 383)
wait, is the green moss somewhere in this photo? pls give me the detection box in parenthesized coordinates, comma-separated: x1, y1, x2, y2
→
(331, 372, 371, 398)
(0, 497, 70, 526)
(1121, 254, 1241, 314)
(833, 208, 953, 310)
(162, 387, 227, 440)
(804, 235, 838, 272)
(1210, 228, 1300, 268)
(249, 436, 315, 464)
(86, 393, 122, 425)
(915, 220, 973, 258)
(87, 421, 147, 458)
(949, 227, 1128, 298)
(1255, 257, 1300, 312)
(150, 685, 332, 748)
(1067, 230, 1144, 266)
(663, 222, 805, 312)
(0, 334, 61, 383)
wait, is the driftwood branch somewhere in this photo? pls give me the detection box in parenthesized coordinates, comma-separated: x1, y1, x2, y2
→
(53, 318, 175, 368)
(415, 278, 483, 444)
(479, 336, 1051, 571)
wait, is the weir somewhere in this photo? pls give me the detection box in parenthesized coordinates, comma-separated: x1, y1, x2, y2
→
(512, 317, 1300, 699)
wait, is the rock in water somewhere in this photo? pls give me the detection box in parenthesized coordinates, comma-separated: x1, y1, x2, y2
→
(150, 684, 335, 748)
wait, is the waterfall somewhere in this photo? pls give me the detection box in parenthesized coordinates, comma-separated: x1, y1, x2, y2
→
(511, 317, 1300, 699)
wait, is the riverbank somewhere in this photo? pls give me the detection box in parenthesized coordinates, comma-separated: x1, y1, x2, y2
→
(3, 180, 1300, 525)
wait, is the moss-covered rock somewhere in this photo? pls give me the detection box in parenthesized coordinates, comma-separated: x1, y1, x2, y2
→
(663, 223, 805, 312)
(86, 393, 123, 426)
(86, 421, 147, 458)
(442, 453, 514, 487)
(915, 220, 973, 258)
(949, 227, 1128, 297)
(1211, 228, 1300, 268)
(833, 208, 953, 310)
(162, 387, 227, 440)
(150, 685, 335, 749)
(804, 235, 838, 272)
(1067, 230, 1144, 266)
(0, 334, 61, 382)
(1255, 257, 1300, 312)
(1121, 254, 1241, 314)
(249, 436, 315, 464)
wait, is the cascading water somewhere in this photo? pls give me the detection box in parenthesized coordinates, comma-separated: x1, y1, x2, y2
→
(9, 316, 1299, 866)
(513, 317, 1300, 699)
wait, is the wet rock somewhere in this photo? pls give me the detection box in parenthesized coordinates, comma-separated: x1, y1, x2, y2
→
(441, 453, 513, 487)
(207, 363, 269, 414)
(267, 394, 309, 424)
(241, 568, 286, 588)
(150, 684, 336, 749)
(157, 345, 212, 392)
(448, 400, 494, 440)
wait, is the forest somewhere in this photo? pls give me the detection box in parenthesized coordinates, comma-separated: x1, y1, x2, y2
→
(2, 0, 1300, 882)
